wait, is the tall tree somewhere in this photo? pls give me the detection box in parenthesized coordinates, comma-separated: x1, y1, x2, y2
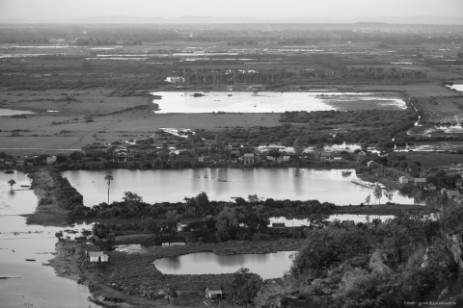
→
(293, 136, 305, 157)
(373, 185, 382, 205)
(227, 268, 263, 307)
(122, 191, 143, 203)
(104, 174, 114, 204)
(8, 179, 16, 191)
(365, 194, 371, 205)
(216, 207, 239, 241)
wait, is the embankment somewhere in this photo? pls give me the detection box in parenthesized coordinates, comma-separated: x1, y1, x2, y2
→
(25, 167, 84, 226)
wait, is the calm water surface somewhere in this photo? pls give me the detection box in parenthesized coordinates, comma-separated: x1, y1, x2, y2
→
(0, 171, 98, 308)
(153, 251, 295, 279)
(151, 91, 406, 114)
(62, 168, 415, 206)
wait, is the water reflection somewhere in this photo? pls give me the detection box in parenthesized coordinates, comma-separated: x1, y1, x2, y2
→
(153, 251, 294, 279)
(63, 168, 415, 206)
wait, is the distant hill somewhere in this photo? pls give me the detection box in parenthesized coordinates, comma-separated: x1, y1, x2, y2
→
(1, 15, 462, 25)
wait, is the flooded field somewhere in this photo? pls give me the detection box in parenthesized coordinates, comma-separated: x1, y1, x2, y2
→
(153, 251, 295, 279)
(151, 91, 406, 114)
(62, 168, 415, 206)
(0, 109, 34, 116)
(0, 171, 98, 307)
(447, 84, 463, 92)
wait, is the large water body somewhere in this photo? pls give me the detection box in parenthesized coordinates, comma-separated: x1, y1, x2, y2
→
(447, 84, 463, 92)
(62, 168, 415, 206)
(153, 251, 295, 279)
(0, 171, 98, 307)
(151, 91, 406, 114)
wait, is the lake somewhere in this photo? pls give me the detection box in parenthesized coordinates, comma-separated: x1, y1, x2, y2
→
(152, 251, 295, 279)
(62, 168, 415, 206)
(0, 171, 99, 307)
(150, 91, 406, 114)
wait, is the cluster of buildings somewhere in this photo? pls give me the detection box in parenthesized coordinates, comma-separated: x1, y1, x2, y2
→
(1, 155, 57, 171)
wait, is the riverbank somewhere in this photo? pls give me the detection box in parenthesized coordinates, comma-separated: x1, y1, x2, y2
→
(24, 167, 71, 226)
(24, 167, 84, 226)
(49, 239, 195, 308)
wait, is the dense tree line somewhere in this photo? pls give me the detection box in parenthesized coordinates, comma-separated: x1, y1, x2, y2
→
(279, 203, 461, 307)
(179, 66, 427, 85)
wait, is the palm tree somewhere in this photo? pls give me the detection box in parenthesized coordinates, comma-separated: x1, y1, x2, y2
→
(104, 174, 114, 204)
(373, 185, 382, 205)
(8, 179, 16, 191)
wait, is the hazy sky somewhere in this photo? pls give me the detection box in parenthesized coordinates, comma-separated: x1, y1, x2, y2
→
(0, 0, 462, 21)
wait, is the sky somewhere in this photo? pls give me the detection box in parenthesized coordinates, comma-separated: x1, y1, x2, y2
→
(0, 0, 462, 22)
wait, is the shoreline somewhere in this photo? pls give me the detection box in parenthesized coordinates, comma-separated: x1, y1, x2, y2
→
(48, 238, 300, 307)
(25, 167, 84, 226)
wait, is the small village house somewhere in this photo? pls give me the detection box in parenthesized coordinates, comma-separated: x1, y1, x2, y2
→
(240, 153, 255, 166)
(165, 77, 185, 84)
(398, 176, 410, 184)
(88, 251, 109, 263)
(205, 286, 224, 300)
(85, 244, 101, 256)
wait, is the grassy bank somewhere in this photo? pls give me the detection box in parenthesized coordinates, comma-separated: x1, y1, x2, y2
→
(25, 167, 84, 226)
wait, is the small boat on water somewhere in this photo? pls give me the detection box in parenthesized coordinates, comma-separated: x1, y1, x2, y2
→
(20, 185, 31, 188)
(25, 258, 36, 262)
(193, 92, 204, 97)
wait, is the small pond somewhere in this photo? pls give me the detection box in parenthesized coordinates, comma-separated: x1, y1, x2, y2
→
(153, 251, 295, 279)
